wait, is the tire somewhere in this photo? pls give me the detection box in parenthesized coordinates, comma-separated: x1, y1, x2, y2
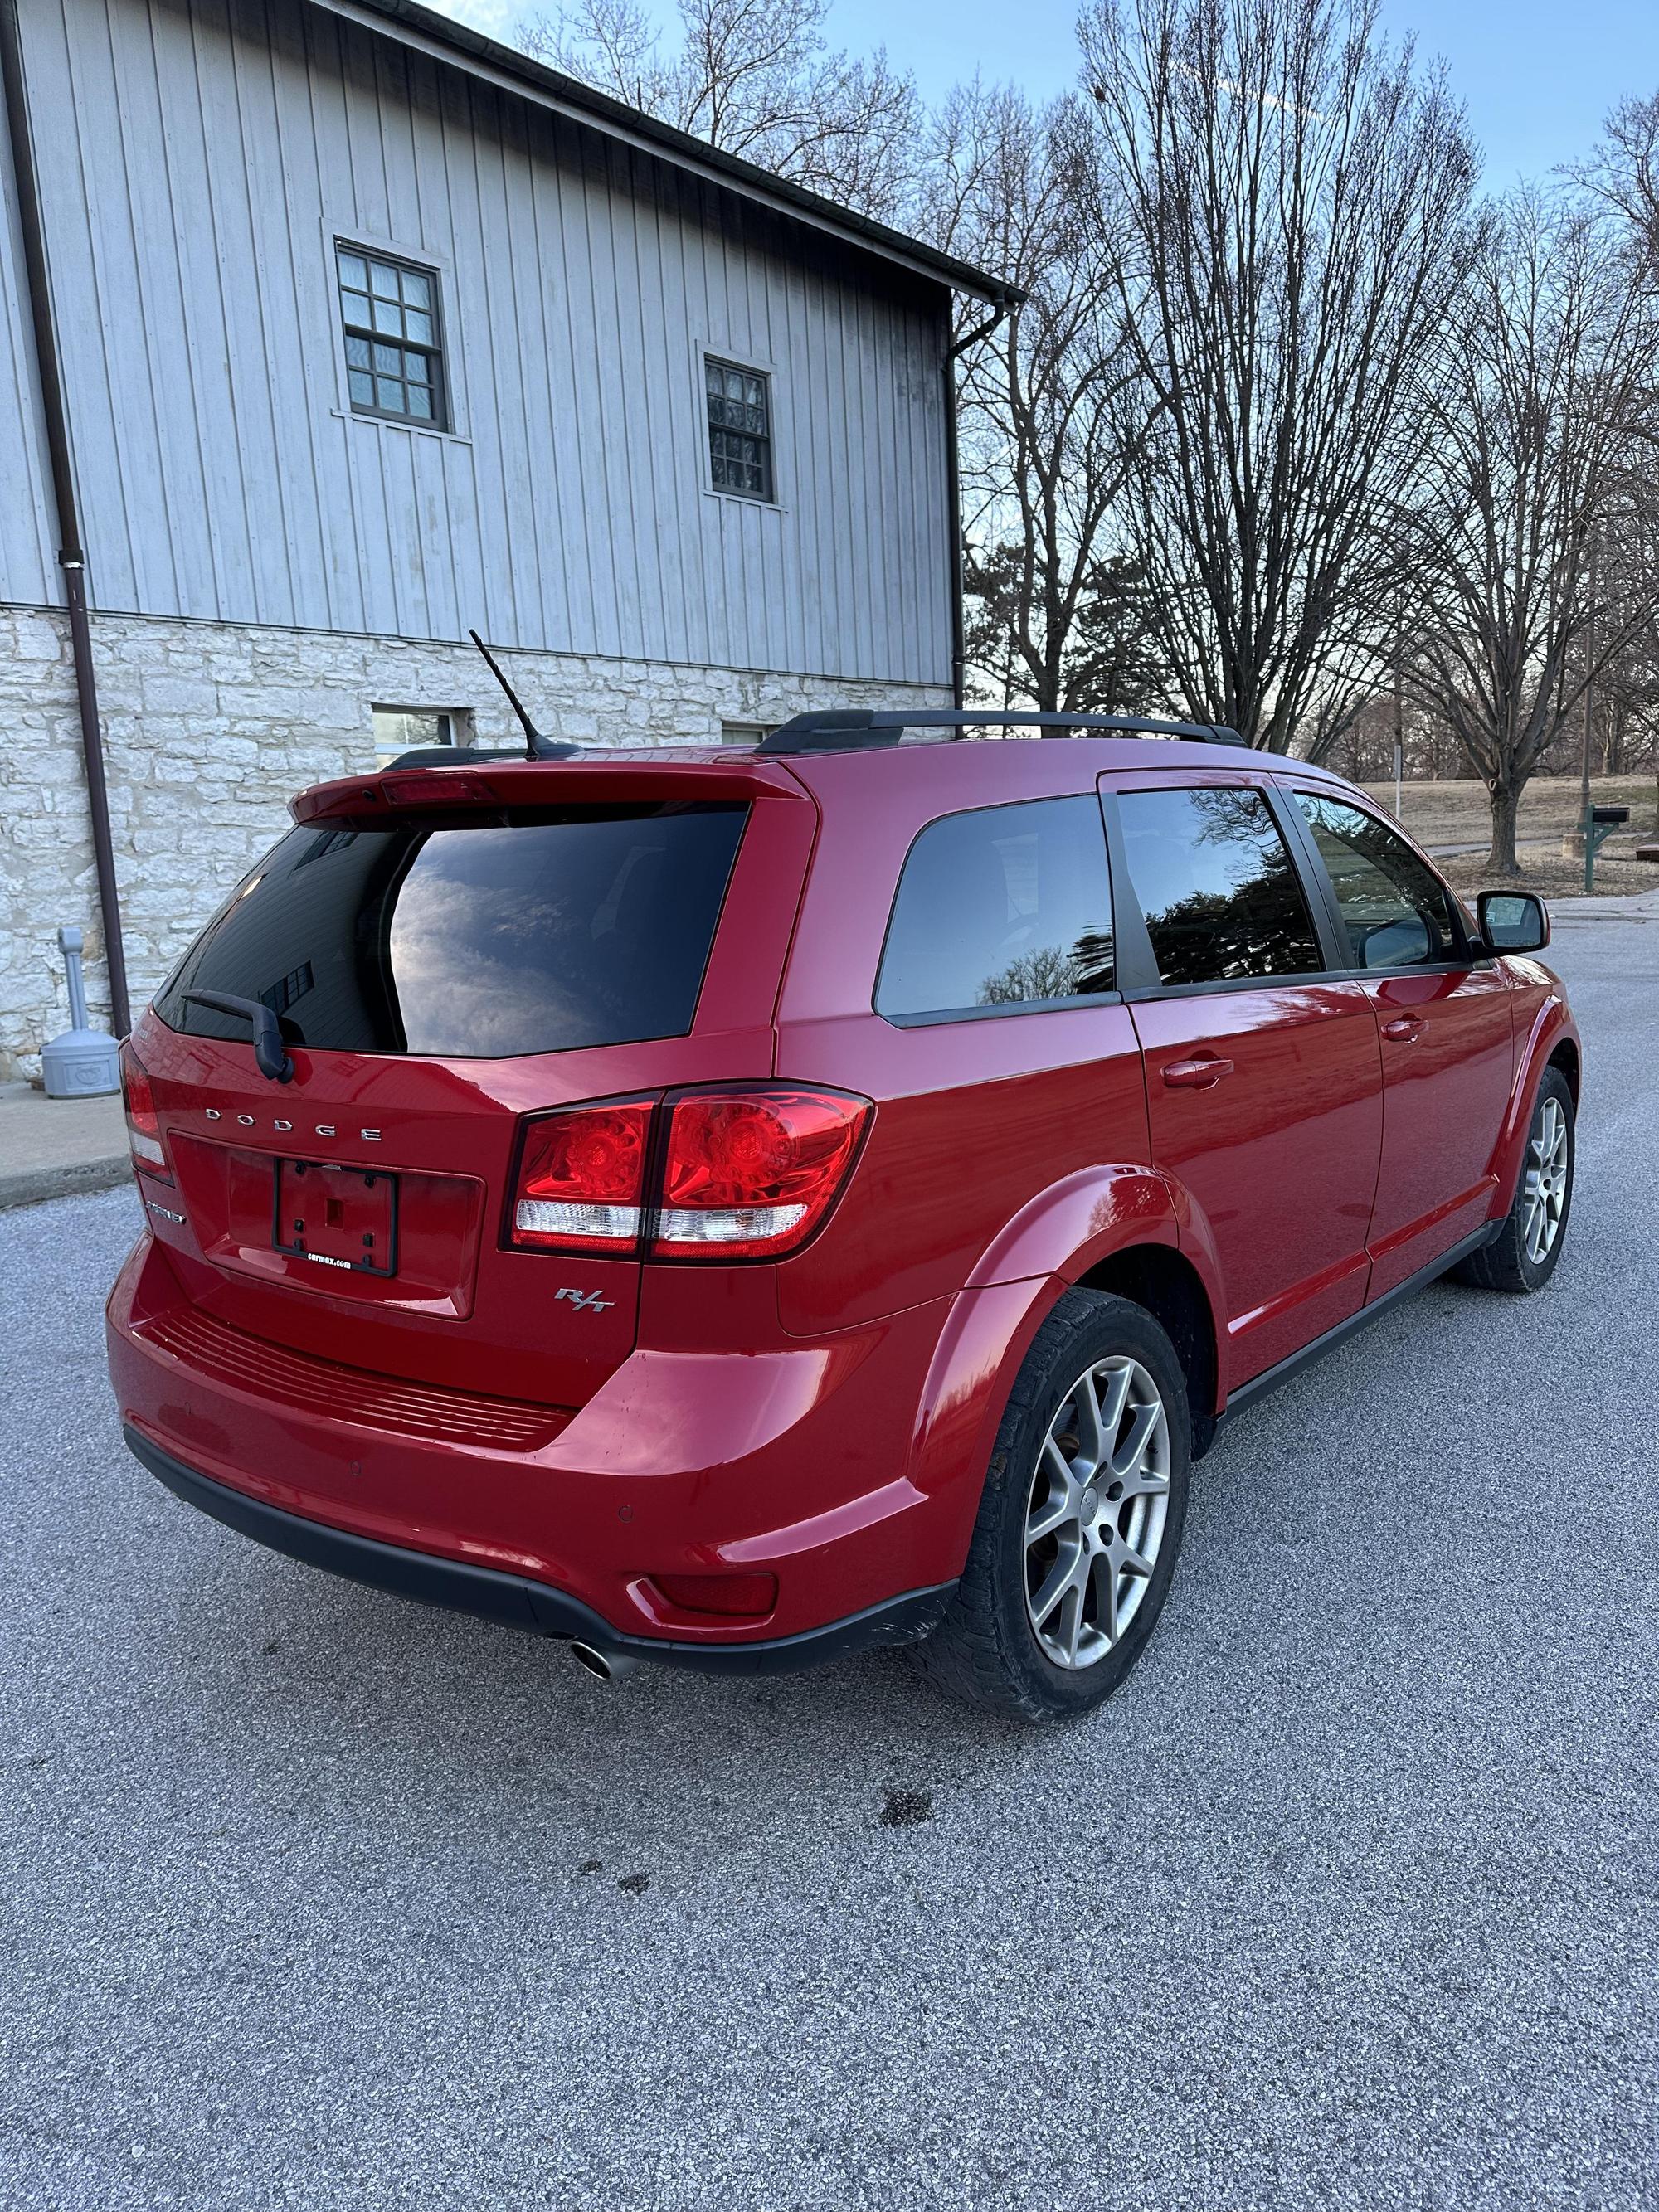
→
(917, 1289, 1192, 1723)
(1453, 1065, 1574, 1295)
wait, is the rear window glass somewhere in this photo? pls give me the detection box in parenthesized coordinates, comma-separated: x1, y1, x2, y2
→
(154, 804, 747, 1058)
(1117, 785, 1321, 986)
(875, 796, 1115, 1022)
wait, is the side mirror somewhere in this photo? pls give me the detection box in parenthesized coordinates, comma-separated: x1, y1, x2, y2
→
(1477, 889, 1550, 954)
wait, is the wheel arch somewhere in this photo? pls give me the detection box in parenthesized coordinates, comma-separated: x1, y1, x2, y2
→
(1487, 999, 1581, 1219)
(1075, 1243, 1221, 1458)
(1546, 1034, 1579, 1105)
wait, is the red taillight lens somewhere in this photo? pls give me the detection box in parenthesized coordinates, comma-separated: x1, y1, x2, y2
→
(508, 1098, 652, 1252)
(379, 771, 497, 809)
(120, 1044, 172, 1185)
(652, 1087, 870, 1259)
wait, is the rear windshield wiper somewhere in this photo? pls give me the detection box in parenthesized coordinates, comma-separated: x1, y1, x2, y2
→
(183, 991, 294, 1084)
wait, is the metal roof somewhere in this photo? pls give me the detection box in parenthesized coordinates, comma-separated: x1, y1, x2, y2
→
(306, 0, 1018, 304)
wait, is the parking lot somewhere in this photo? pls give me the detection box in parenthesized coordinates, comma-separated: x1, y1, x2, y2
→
(2, 912, 1655, 2212)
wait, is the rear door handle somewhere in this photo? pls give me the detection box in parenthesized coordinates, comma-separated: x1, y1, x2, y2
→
(1162, 1057, 1234, 1089)
(1380, 1016, 1424, 1042)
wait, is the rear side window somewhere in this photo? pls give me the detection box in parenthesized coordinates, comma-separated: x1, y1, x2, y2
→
(155, 804, 747, 1058)
(1117, 785, 1321, 987)
(1293, 793, 1458, 968)
(875, 796, 1115, 1022)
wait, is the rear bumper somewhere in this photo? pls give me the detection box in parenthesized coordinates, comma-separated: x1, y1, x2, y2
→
(106, 1229, 984, 1658)
(124, 1427, 953, 1673)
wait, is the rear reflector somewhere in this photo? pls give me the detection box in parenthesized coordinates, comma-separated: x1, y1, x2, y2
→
(651, 1088, 870, 1259)
(509, 1098, 651, 1252)
(120, 1044, 172, 1184)
(651, 1571, 779, 1619)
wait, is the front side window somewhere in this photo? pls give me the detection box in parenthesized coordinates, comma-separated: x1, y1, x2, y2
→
(1117, 785, 1322, 987)
(337, 246, 446, 427)
(706, 358, 774, 500)
(876, 796, 1115, 1022)
(1293, 793, 1459, 969)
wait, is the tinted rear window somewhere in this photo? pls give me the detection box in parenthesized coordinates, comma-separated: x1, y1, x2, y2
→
(155, 804, 747, 1058)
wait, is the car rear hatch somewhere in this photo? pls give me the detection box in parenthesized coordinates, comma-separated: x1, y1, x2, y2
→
(132, 755, 815, 1412)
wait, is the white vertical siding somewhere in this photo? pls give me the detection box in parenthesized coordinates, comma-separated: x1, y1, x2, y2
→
(2, 0, 954, 686)
(0, 90, 58, 601)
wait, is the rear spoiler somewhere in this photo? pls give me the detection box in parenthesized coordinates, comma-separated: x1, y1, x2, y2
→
(289, 755, 807, 825)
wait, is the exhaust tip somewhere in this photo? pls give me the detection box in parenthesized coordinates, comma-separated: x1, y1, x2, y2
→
(570, 1639, 638, 1684)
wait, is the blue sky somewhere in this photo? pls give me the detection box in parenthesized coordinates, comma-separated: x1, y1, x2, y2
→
(435, 0, 1659, 185)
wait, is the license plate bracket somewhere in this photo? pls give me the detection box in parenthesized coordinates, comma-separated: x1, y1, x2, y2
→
(272, 1159, 398, 1279)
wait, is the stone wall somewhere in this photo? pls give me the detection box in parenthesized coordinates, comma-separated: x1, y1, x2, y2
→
(0, 604, 947, 1080)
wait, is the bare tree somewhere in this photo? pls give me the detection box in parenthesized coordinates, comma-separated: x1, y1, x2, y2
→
(1400, 193, 1659, 868)
(1078, 0, 1479, 751)
(1574, 89, 1659, 266)
(924, 84, 1154, 711)
(523, 0, 922, 220)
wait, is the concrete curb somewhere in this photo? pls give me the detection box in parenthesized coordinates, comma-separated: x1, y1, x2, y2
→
(0, 1157, 134, 1213)
(1552, 889, 1659, 923)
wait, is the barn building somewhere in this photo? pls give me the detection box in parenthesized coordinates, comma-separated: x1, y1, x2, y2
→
(0, 0, 1005, 1072)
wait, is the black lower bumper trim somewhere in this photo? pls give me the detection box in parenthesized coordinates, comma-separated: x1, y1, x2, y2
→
(124, 1427, 956, 1675)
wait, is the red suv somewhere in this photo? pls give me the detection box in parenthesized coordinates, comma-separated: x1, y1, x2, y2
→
(107, 712, 1579, 1720)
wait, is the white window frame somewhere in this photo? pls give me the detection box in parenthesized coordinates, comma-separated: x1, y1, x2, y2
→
(696, 340, 785, 511)
(322, 221, 469, 445)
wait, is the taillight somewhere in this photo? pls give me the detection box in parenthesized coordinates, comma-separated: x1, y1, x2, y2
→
(508, 1098, 652, 1252)
(652, 1087, 870, 1259)
(121, 1044, 173, 1184)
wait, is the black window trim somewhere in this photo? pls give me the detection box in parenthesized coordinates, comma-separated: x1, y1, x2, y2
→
(871, 790, 1124, 1030)
(335, 240, 450, 433)
(1272, 779, 1487, 980)
(1099, 775, 1337, 1001)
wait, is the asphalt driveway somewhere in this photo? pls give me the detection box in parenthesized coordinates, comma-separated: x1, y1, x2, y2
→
(2, 912, 1655, 2212)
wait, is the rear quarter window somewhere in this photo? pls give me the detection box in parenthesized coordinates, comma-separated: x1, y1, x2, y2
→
(874, 796, 1115, 1023)
(155, 804, 747, 1058)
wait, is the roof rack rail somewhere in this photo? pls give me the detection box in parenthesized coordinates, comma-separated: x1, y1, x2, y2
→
(757, 710, 1248, 755)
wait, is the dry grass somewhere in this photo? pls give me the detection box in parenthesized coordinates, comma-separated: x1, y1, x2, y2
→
(1353, 774, 1659, 900)
(1437, 850, 1659, 902)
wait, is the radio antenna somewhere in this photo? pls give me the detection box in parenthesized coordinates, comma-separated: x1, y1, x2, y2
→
(468, 629, 575, 760)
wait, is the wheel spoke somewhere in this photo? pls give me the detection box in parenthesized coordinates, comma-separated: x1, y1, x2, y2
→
(1029, 1542, 1082, 1628)
(1118, 1539, 1155, 1580)
(1111, 1401, 1162, 1479)
(1069, 1369, 1107, 1466)
(1059, 1567, 1087, 1664)
(1095, 1552, 1120, 1646)
(1027, 1485, 1076, 1544)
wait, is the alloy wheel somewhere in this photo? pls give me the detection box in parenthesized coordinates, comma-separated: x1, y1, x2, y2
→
(1023, 1355, 1171, 1670)
(1522, 1095, 1569, 1266)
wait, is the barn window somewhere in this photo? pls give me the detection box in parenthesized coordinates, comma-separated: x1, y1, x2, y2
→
(337, 246, 448, 429)
(706, 358, 774, 501)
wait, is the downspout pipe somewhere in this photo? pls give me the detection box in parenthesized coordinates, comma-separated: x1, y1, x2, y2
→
(943, 293, 1012, 711)
(1, 0, 130, 1036)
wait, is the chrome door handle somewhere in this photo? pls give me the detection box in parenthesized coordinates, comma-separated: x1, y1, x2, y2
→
(1162, 1057, 1234, 1089)
(1381, 1016, 1424, 1042)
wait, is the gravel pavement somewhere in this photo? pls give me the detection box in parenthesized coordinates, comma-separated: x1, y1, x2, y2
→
(2, 919, 1656, 2212)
